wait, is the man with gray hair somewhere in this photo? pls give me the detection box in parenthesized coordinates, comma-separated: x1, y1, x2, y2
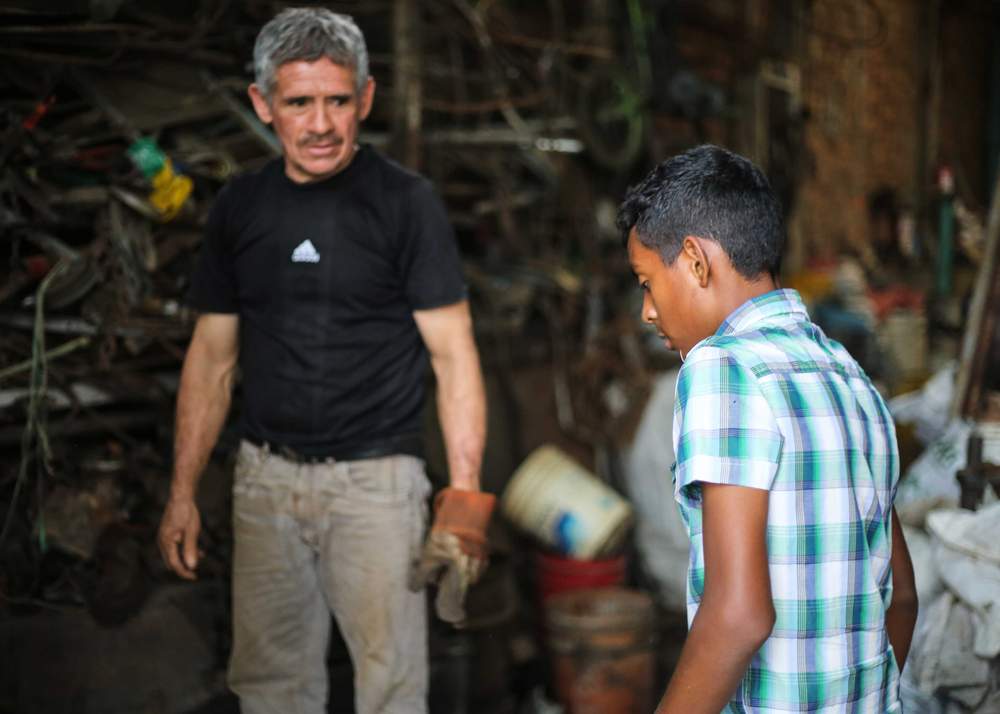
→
(157, 7, 493, 713)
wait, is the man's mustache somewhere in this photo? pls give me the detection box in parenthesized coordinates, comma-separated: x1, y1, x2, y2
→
(299, 133, 341, 147)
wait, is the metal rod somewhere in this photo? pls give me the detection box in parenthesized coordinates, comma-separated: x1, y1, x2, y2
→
(201, 72, 282, 157)
(0, 336, 92, 383)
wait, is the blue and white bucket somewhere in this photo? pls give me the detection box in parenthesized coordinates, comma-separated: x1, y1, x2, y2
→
(501, 445, 633, 559)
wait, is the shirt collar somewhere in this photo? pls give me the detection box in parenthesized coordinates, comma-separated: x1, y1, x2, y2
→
(715, 289, 809, 337)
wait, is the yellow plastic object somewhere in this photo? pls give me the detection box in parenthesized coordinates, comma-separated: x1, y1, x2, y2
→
(148, 159, 193, 221)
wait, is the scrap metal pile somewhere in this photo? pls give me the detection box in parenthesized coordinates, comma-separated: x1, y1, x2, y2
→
(0, 0, 671, 621)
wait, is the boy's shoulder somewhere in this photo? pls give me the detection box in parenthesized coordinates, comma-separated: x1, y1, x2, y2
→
(682, 331, 782, 380)
(675, 339, 772, 411)
(694, 314, 864, 381)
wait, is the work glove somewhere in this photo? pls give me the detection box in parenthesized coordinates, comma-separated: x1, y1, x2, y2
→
(409, 487, 496, 625)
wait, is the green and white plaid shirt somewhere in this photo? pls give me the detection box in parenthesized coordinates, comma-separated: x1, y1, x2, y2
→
(673, 289, 901, 713)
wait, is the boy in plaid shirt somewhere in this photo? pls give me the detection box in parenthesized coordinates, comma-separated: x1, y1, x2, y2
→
(619, 145, 918, 713)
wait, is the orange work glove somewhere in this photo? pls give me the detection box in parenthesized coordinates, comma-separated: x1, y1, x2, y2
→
(409, 487, 496, 625)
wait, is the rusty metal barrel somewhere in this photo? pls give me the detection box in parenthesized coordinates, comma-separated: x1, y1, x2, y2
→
(544, 587, 657, 714)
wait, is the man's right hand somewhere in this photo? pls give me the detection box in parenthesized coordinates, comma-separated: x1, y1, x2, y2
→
(158, 497, 201, 580)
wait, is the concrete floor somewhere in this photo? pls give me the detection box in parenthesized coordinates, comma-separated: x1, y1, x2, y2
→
(0, 565, 685, 714)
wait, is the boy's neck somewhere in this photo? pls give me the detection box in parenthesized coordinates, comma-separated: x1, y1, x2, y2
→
(708, 272, 779, 333)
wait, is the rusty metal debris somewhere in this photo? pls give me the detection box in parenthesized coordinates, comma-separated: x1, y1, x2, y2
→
(0, 2, 671, 635)
(0, 5, 274, 616)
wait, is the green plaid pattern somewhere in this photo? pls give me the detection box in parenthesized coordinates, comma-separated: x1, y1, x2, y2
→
(673, 289, 901, 713)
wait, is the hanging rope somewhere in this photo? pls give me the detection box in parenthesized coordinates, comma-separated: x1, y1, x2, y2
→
(0, 260, 70, 552)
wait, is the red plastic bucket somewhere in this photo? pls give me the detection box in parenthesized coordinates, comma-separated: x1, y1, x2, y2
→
(536, 551, 626, 602)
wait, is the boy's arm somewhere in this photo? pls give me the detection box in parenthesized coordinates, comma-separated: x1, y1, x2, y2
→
(885, 506, 918, 669)
(656, 483, 775, 713)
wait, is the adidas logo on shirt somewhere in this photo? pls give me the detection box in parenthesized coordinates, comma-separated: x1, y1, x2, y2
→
(291, 239, 320, 263)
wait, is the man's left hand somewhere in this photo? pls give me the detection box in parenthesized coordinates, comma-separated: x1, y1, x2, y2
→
(409, 487, 495, 624)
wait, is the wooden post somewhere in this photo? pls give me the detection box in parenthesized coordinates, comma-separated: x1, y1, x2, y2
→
(953, 170, 1000, 419)
(392, 0, 422, 169)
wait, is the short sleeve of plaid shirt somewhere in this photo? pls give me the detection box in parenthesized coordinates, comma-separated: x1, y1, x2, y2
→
(672, 344, 783, 507)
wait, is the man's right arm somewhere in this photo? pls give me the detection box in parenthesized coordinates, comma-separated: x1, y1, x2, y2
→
(158, 313, 239, 580)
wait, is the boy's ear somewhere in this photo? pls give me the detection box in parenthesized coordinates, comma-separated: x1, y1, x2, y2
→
(681, 236, 711, 288)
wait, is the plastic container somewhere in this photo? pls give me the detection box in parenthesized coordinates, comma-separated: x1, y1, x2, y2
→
(545, 587, 656, 713)
(501, 445, 633, 558)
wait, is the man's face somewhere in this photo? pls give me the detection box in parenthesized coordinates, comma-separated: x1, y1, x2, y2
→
(249, 57, 375, 183)
(627, 229, 710, 361)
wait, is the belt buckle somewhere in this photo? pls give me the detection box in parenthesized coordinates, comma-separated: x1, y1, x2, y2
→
(283, 445, 330, 464)
(278, 444, 307, 463)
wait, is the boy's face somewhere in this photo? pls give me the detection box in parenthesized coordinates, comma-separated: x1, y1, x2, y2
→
(627, 229, 714, 361)
(249, 57, 375, 183)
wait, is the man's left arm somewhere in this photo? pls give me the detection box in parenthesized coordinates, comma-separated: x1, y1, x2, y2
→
(413, 299, 486, 491)
(656, 483, 775, 713)
(886, 506, 918, 669)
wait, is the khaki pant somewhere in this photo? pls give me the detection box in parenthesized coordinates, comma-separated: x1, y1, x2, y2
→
(227, 440, 431, 714)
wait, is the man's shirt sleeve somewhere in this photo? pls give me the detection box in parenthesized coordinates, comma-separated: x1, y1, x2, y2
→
(186, 184, 239, 314)
(397, 178, 467, 310)
(672, 344, 783, 507)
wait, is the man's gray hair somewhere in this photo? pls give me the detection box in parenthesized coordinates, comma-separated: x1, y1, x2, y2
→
(253, 7, 369, 99)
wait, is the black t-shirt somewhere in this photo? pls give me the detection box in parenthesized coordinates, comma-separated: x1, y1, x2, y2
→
(186, 146, 466, 456)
